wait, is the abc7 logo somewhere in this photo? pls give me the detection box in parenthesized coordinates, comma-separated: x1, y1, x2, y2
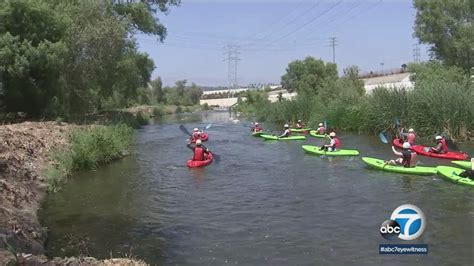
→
(380, 204, 426, 241)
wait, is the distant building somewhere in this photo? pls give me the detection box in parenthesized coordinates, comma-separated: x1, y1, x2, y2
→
(363, 72, 413, 94)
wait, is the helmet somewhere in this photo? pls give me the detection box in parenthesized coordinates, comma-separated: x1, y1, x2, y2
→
(284, 124, 289, 128)
(298, 120, 302, 122)
(318, 123, 323, 127)
(408, 128, 414, 133)
(193, 128, 199, 132)
(402, 142, 411, 149)
(435, 136, 442, 140)
(255, 122, 259, 125)
(329, 132, 336, 137)
(196, 139, 202, 145)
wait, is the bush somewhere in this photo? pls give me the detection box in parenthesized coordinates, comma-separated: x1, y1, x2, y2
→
(47, 124, 134, 191)
(153, 105, 165, 117)
(175, 106, 182, 113)
(135, 111, 149, 126)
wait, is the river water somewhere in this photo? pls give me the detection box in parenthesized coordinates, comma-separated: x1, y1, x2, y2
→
(40, 112, 473, 265)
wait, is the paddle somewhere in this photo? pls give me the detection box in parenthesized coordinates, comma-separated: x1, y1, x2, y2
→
(379, 131, 388, 144)
(205, 123, 212, 130)
(179, 124, 191, 136)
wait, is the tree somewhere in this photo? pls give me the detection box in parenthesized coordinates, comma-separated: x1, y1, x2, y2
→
(413, 0, 473, 73)
(342, 65, 365, 95)
(150, 77, 164, 103)
(281, 57, 338, 95)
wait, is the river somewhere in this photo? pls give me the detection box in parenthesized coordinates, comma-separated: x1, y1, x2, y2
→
(40, 112, 473, 265)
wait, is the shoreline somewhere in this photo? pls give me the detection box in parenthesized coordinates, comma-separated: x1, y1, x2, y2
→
(0, 121, 145, 265)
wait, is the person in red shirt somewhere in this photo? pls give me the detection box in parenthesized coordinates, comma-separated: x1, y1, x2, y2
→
(187, 139, 210, 161)
(251, 122, 263, 133)
(430, 136, 448, 154)
(295, 120, 304, 129)
(315, 123, 326, 134)
(321, 132, 341, 152)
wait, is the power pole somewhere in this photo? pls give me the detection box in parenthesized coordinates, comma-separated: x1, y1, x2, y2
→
(413, 44, 421, 63)
(329, 37, 337, 64)
(223, 44, 241, 97)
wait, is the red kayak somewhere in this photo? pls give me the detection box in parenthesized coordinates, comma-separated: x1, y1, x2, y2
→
(190, 133, 209, 143)
(392, 139, 468, 160)
(187, 152, 213, 168)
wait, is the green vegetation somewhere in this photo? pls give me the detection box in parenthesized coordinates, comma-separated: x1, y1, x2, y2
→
(47, 124, 134, 191)
(0, 0, 180, 119)
(413, 0, 473, 73)
(237, 59, 473, 141)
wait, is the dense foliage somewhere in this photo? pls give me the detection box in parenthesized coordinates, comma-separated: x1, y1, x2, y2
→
(413, 0, 473, 73)
(0, 0, 180, 118)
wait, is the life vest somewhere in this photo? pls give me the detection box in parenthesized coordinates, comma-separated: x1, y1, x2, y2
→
(255, 126, 263, 132)
(334, 137, 341, 148)
(193, 146, 205, 161)
(402, 151, 417, 167)
(285, 129, 291, 136)
(192, 132, 201, 139)
(317, 127, 326, 134)
(439, 139, 448, 153)
(296, 123, 303, 129)
(407, 133, 416, 145)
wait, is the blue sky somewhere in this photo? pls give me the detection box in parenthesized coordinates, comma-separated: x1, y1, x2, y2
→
(136, 0, 429, 86)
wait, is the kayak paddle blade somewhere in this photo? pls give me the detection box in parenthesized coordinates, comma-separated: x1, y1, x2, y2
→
(213, 153, 221, 163)
(379, 132, 388, 144)
(205, 123, 212, 130)
(179, 125, 191, 136)
(394, 118, 400, 127)
(324, 120, 327, 129)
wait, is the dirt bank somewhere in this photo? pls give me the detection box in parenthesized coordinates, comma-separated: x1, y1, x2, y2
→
(0, 121, 144, 265)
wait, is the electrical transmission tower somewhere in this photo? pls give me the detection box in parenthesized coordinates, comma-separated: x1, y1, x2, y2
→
(223, 44, 241, 96)
(413, 44, 421, 63)
(329, 37, 337, 64)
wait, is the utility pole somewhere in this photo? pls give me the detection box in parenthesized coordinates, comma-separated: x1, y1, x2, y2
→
(413, 44, 421, 63)
(223, 44, 241, 97)
(329, 37, 337, 64)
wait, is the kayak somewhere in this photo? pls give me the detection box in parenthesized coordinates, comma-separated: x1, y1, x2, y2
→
(190, 133, 209, 143)
(252, 131, 265, 137)
(309, 130, 326, 138)
(187, 152, 213, 168)
(436, 166, 474, 187)
(290, 128, 311, 133)
(361, 157, 437, 175)
(392, 139, 468, 160)
(411, 145, 468, 160)
(451, 160, 471, 170)
(302, 145, 359, 156)
(260, 134, 306, 141)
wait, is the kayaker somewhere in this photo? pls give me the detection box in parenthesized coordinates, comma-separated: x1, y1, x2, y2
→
(385, 142, 417, 168)
(296, 120, 305, 129)
(320, 132, 341, 152)
(430, 136, 448, 154)
(192, 128, 201, 140)
(187, 139, 210, 161)
(251, 122, 263, 133)
(278, 124, 291, 138)
(315, 123, 326, 134)
(399, 128, 416, 145)
(459, 158, 474, 179)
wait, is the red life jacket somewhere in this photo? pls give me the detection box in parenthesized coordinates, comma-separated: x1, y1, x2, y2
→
(255, 126, 263, 132)
(193, 146, 205, 161)
(407, 133, 416, 145)
(192, 132, 201, 139)
(317, 127, 326, 134)
(334, 137, 341, 148)
(439, 139, 448, 153)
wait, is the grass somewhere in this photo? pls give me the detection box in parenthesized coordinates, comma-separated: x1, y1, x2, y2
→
(47, 124, 134, 192)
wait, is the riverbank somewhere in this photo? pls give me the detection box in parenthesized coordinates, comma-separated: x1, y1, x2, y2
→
(0, 121, 143, 264)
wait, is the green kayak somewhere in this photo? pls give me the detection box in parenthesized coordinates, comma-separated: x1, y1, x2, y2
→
(436, 166, 474, 187)
(252, 131, 265, 137)
(290, 128, 311, 133)
(361, 157, 437, 175)
(309, 130, 326, 138)
(260, 134, 306, 141)
(451, 161, 471, 170)
(302, 145, 359, 156)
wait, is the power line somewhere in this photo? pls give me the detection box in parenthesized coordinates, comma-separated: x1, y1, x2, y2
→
(270, 0, 342, 44)
(223, 44, 241, 93)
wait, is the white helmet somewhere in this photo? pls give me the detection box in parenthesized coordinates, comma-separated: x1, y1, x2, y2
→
(318, 123, 323, 127)
(435, 136, 442, 140)
(402, 142, 411, 149)
(196, 139, 202, 145)
(329, 132, 336, 137)
(284, 124, 289, 128)
(408, 128, 415, 133)
(255, 122, 259, 125)
(193, 128, 199, 132)
(298, 119, 302, 122)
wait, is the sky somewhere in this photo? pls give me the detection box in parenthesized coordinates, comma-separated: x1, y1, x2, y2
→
(136, 0, 430, 87)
